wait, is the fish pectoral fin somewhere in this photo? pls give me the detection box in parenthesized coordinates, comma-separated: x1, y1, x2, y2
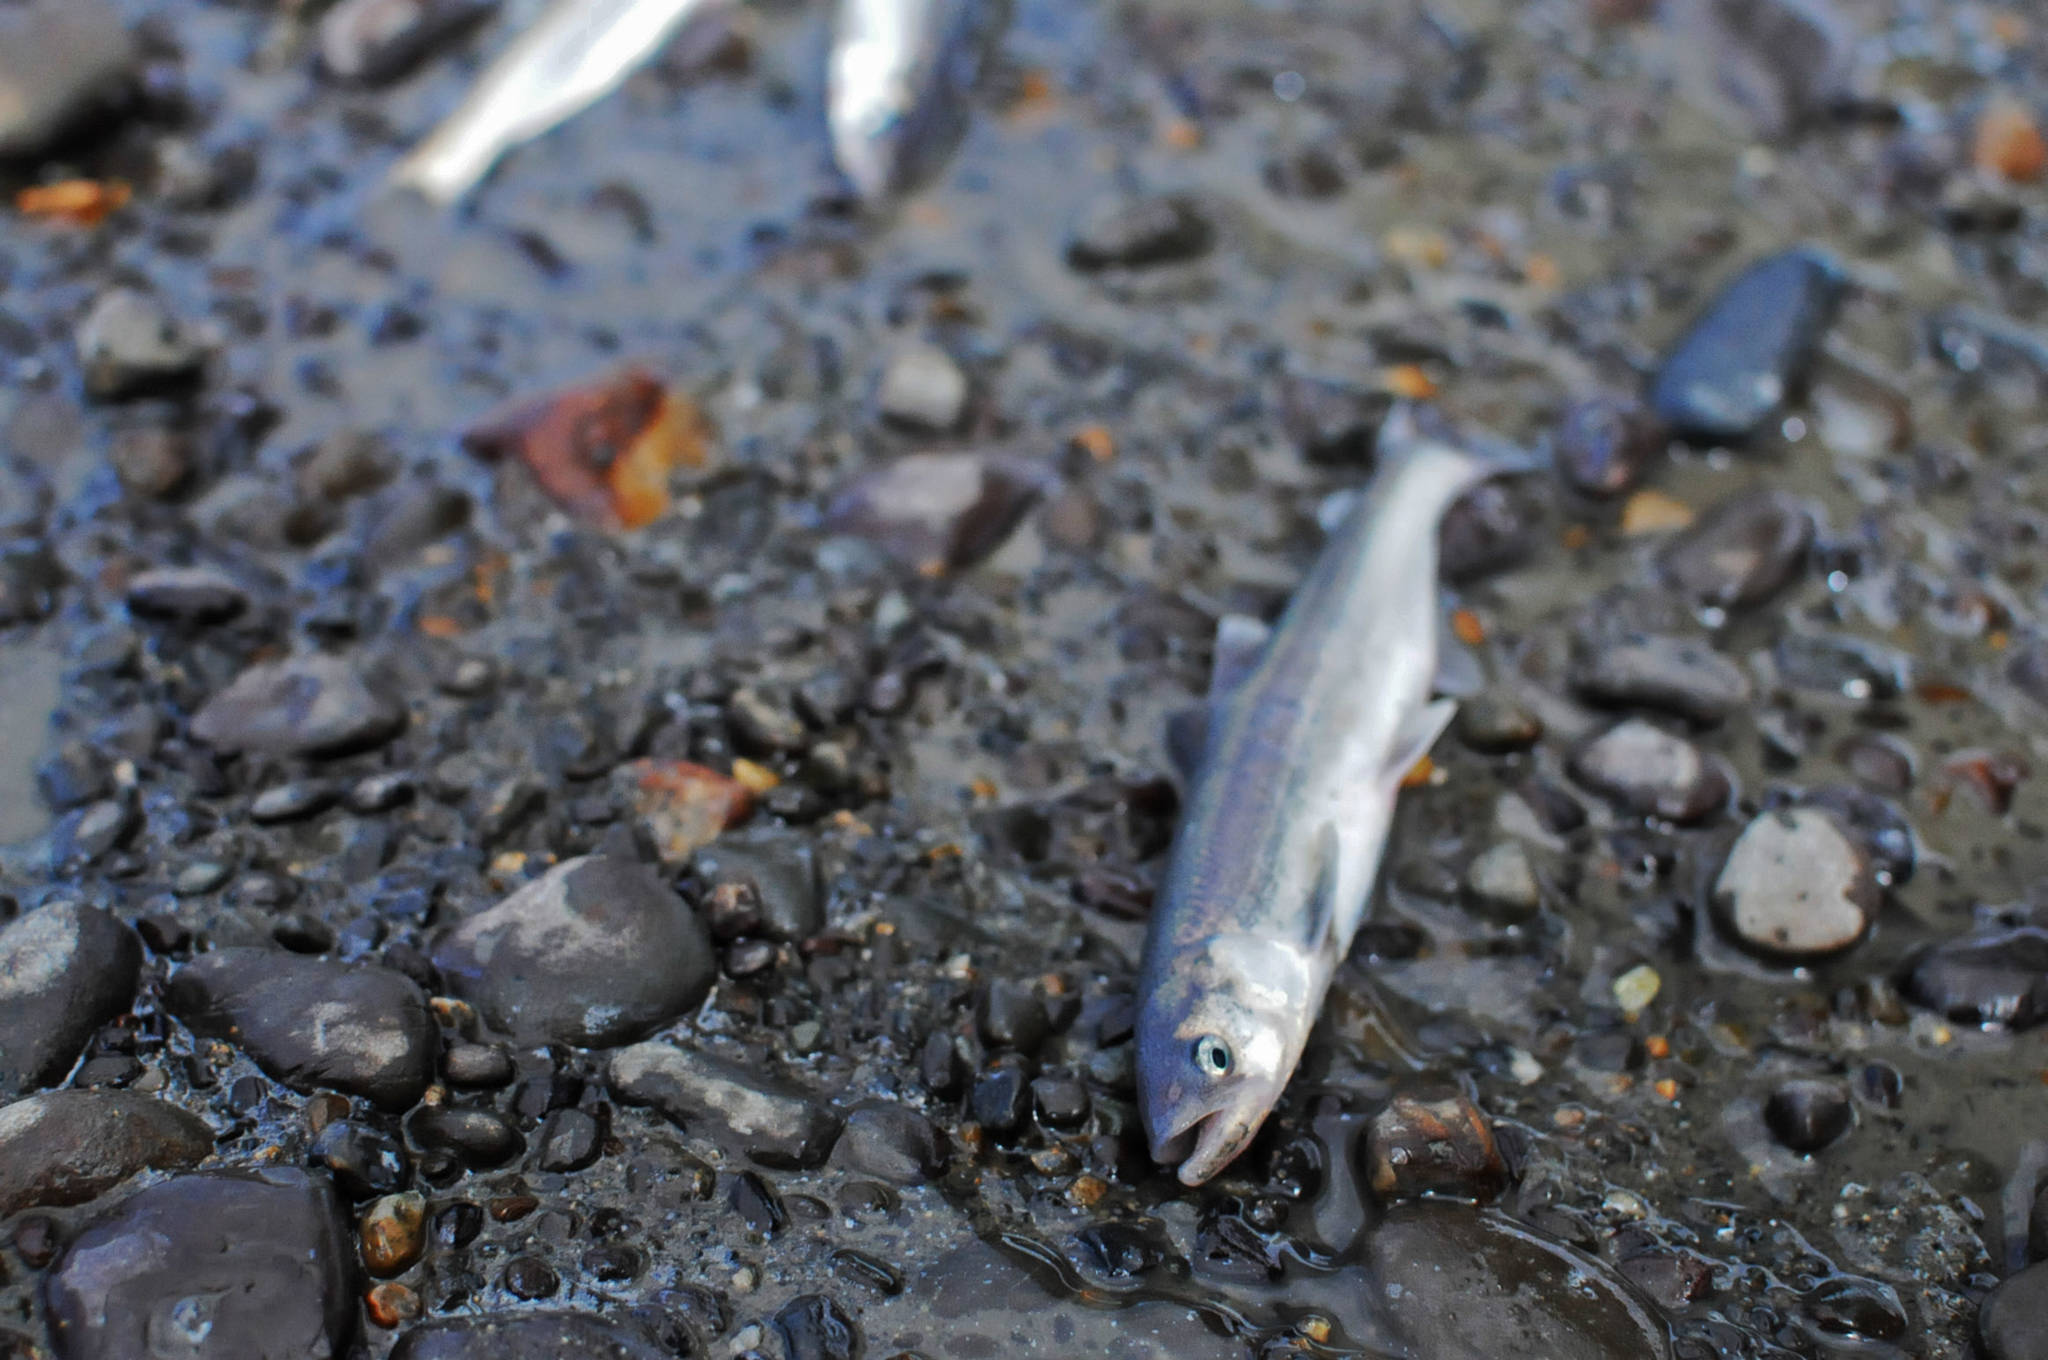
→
(1208, 614, 1272, 706)
(1384, 697, 1458, 782)
(1301, 821, 1341, 954)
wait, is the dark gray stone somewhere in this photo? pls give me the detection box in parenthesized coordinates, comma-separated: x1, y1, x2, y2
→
(1763, 1078, 1852, 1153)
(0, 1091, 213, 1216)
(1553, 395, 1663, 498)
(0, 0, 135, 160)
(1979, 1260, 2048, 1360)
(77, 289, 207, 402)
(125, 567, 248, 625)
(191, 652, 405, 758)
(694, 835, 824, 941)
(1651, 249, 1844, 442)
(826, 453, 1048, 575)
(1658, 489, 1815, 610)
(1370, 1205, 1672, 1360)
(44, 1169, 357, 1360)
(407, 1104, 524, 1168)
(432, 855, 716, 1048)
(609, 1040, 841, 1168)
(391, 1313, 672, 1359)
(309, 1118, 411, 1200)
(0, 902, 141, 1097)
(772, 1294, 864, 1360)
(1902, 928, 2048, 1030)
(1067, 195, 1214, 270)
(164, 949, 438, 1110)
(832, 1101, 946, 1184)
(536, 1107, 602, 1172)
(1571, 634, 1752, 724)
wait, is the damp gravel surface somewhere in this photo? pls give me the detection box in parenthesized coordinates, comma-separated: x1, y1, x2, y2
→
(3, 0, 2048, 1356)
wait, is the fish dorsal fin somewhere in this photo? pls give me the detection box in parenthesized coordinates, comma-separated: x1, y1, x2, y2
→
(1384, 697, 1458, 783)
(1209, 614, 1272, 706)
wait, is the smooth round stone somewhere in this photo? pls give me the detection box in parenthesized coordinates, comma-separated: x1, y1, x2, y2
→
(1713, 807, 1876, 961)
(1763, 1078, 1853, 1153)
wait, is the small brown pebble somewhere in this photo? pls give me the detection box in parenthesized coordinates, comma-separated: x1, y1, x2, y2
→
(359, 1192, 426, 1277)
(1366, 1093, 1508, 1202)
(304, 1093, 350, 1136)
(489, 1193, 540, 1222)
(365, 1281, 421, 1329)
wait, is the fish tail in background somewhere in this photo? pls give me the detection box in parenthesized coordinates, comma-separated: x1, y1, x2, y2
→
(1374, 401, 1543, 499)
(828, 0, 1013, 204)
(388, 0, 727, 206)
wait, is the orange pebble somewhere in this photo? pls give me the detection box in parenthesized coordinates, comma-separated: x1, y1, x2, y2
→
(1450, 608, 1485, 646)
(1976, 97, 2048, 183)
(366, 1282, 421, 1329)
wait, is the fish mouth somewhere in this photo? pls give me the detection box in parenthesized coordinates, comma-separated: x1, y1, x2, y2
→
(1149, 1106, 1257, 1187)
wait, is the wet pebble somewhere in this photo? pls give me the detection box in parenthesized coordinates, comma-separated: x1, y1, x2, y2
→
(826, 452, 1047, 575)
(1658, 489, 1815, 610)
(1066, 194, 1214, 270)
(44, 1169, 357, 1360)
(77, 288, 207, 402)
(320, 0, 497, 86)
(502, 1256, 559, 1300)
(1371, 1205, 1672, 1359)
(609, 1041, 841, 1167)
(390, 1312, 675, 1359)
(310, 1118, 412, 1200)
(408, 1104, 525, 1169)
(191, 652, 405, 758)
(1366, 1094, 1507, 1202)
(164, 948, 438, 1110)
(877, 342, 970, 433)
(444, 1042, 514, 1088)
(773, 1294, 863, 1360)
(0, 902, 141, 1097)
(0, 1091, 212, 1216)
(125, 566, 248, 625)
(1763, 1078, 1853, 1153)
(1571, 633, 1752, 724)
(970, 1057, 1032, 1135)
(695, 834, 823, 942)
(1713, 807, 1875, 961)
(110, 427, 193, 500)
(537, 1108, 602, 1172)
(1553, 395, 1663, 497)
(1650, 248, 1843, 442)
(978, 978, 1050, 1052)
(0, 0, 135, 159)
(433, 855, 714, 1048)
(1902, 928, 2048, 1029)
(832, 1101, 946, 1184)
(361, 1191, 427, 1276)
(1462, 841, 1542, 920)
(1980, 1260, 2048, 1360)
(726, 687, 807, 754)
(1456, 692, 1543, 753)
(1568, 718, 1730, 824)
(1440, 482, 1536, 583)
(251, 780, 339, 824)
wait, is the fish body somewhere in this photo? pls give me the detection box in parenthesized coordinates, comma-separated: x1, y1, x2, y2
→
(827, 0, 1010, 203)
(1135, 434, 1495, 1186)
(389, 0, 724, 204)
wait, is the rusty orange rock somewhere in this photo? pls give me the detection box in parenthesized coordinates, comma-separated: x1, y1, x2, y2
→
(16, 179, 131, 226)
(463, 366, 710, 529)
(1976, 97, 2048, 184)
(626, 759, 753, 860)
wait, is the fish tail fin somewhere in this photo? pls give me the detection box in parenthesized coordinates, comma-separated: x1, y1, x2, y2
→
(1375, 401, 1542, 496)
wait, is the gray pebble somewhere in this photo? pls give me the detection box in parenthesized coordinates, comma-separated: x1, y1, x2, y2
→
(1568, 719, 1730, 824)
(77, 288, 206, 402)
(609, 1040, 840, 1168)
(0, 1090, 212, 1216)
(0, 902, 141, 1098)
(1571, 634, 1752, 724)
(1463, 841, 1543, 920)
(877, 342, 970, 434)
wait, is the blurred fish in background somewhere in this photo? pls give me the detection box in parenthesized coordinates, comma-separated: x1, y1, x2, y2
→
(827, 0, 1012, 204)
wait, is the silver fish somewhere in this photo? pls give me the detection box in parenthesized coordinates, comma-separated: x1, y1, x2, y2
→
(388, 0, 727, 205)
(827, 0, 1010, 203)
(1135, 428, 1500, 1187)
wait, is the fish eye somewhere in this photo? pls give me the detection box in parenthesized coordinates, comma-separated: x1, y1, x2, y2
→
(1193, 1035, 1233, 1077)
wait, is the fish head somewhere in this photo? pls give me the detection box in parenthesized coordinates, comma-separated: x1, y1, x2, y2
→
(1136, 933, 1316, 1187)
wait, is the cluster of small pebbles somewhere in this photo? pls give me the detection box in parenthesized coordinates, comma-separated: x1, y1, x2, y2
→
(2, 0, 2048, 1356)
